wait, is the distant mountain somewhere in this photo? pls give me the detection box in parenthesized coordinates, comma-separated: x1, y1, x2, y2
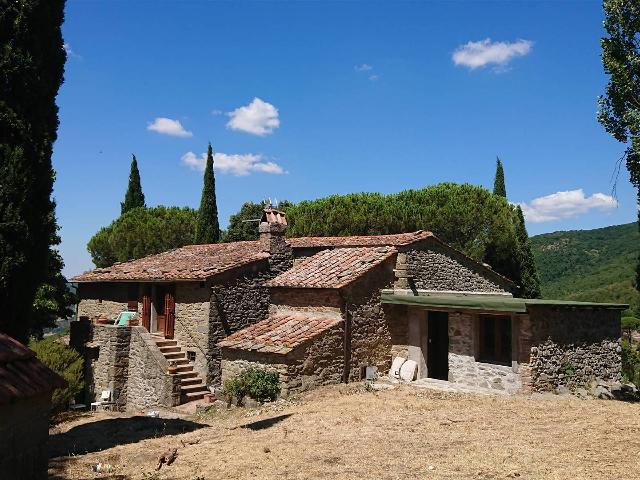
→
(531, 222, 639, 314)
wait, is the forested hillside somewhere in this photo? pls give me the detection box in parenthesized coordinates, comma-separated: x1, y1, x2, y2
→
(531, 222, 639, 314)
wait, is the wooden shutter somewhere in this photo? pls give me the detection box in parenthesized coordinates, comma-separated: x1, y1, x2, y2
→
(142, 294, 151, 331)
(165, 288, 175, 339)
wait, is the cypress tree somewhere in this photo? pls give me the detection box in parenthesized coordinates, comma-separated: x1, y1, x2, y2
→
(121, 154, 145, 214)
(493, 157, 507, 198)
(514, 206, 541, 299)
(194, 143, 220, 244)
(0, 0, 66, 342)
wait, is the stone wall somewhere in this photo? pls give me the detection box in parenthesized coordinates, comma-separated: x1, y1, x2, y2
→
(345, 258, 395, 381)
(527, 306, 622, 391)
(70, 320, 181, 409)
(77, 283, 131, 320)
(221, 322, 344, 397)
(128, 327, 181, 408)
(404, 244, 507, 293)
(0, 394, 51, 480)
(173, 282, 211, 381)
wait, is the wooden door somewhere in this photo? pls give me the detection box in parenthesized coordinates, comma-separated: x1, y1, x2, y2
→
(142, 293, 151, 331)
(155, 286, 167, 335)
(165, 289, 175, 339)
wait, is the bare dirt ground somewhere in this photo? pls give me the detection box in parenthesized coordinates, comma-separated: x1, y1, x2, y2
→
(48, 384, 640, 480)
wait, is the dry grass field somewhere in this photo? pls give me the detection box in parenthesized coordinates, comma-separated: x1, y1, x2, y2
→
(48, 384, 640, 480)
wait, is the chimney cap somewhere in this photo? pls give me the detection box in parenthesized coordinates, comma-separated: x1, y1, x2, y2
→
(261, 208, 287, 226)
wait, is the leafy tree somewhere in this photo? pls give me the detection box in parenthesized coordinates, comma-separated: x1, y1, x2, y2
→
(598, 0, 640, 294)
(87, 206, 198, 267)
(513, 206, 541, 298)
(121, 154, 145, 214)
(30, 249, 77, 339)
(30, 337, 83, 412)
(194, 143, 220, 244)
(0, 0, 66, 343)
(224, 200, 294, 242)
(493, 157, 507, 198)
(286, 183, 519, 280)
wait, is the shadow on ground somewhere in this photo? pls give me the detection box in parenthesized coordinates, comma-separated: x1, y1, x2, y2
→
(240, 413, 293, 430)
(48, 416, 207, 458)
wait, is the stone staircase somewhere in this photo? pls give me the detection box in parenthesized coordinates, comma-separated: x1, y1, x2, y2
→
(152, 336, 209, 403)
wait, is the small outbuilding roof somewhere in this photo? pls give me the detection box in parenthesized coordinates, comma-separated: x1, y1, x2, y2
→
(0, 334, 67, 405)
(381, 290, 629, 313)
(266, 246, 396, 289)
(218, 311, 342, 354)
(72, 241, 269, 282)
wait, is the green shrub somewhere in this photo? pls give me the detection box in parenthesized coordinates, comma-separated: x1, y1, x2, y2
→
(622, 339, 640, 387)
(223, 367, 280, 404)
(30, 338, 84, 412)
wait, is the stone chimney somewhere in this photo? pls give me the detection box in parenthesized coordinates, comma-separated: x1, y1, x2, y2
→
(259, 208, 292, 273)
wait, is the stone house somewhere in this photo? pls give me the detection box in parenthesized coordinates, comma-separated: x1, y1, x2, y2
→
(0, 333, 67, 479)
(71, 208, 625, 406)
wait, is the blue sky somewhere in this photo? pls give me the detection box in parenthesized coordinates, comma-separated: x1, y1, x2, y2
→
(55, 1, 638, 277)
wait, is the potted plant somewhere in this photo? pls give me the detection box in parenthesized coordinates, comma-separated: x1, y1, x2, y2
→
(94, 315, 110, 325)
(167, 361, 178, 375)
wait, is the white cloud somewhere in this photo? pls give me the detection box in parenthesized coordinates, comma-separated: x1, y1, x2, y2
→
(452, 38, 533, 70)
(369, 74, 379, 81)
(63, 42, 81, 59)
(226, 98, 280, 136)
(180, 151, 286, 176)
(354, 64, 373, 72)
(211, 109, 223, 116)
(518, 189, 617, 223)
(147, 117, 193, 137)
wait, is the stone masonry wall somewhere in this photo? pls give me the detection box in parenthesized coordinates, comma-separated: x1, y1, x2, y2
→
(77, 283, 131, 320)
(345, 257, 396, 381)
(128, 327, 181, 409)
(173, 282, 211, 381)
(0, 394, 51, 480)
(448, 312, 521, 393)
(405, 245, 507, 293)
(528, 307, 622, 391)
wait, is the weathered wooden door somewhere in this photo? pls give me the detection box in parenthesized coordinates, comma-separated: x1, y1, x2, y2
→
(164, 289, 175, 339)
(142, 293, 151, 331)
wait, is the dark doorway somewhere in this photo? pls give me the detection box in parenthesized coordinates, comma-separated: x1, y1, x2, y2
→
(427, 311, 449, 380)
(478, 315, 512, 365)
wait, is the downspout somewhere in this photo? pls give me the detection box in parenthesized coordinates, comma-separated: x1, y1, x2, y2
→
(339, 290, 351, 384)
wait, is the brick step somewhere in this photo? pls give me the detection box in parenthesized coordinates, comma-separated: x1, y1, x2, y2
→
(163, 352, 186, 360)
(175, 371, 198, 379)
(180, 377, 203, 386)
(181, 383, 208, 394)
(171, 358, 189, 365)
(182, 391, 207, 401)
(175, 365, 193, 373)
(159, 346, 181, 353)
(155, 340, 177, 347)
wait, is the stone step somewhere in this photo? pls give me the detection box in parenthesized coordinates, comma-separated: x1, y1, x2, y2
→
(175, 365, 193, 373)
(175, 371, 198, 379)
(163, 352, 186, 360)
(183, 391, 207, 401)
(172, 358, 189, 365)
(155, 340, 178, 347)
(159, 346, 181, 353)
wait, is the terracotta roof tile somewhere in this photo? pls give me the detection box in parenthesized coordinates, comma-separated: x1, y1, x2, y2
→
(266, 246, 396, 289)
(218, 311, 342, 354)
(287, 231, 432, 248)
(0, 334, 67, 405)
(72, 241, 269, 282)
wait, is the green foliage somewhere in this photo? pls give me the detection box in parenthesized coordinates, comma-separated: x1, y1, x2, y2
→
(87, 206, 198, 268)
(30, 338, 84, 412)
(0, 0, 66, 343)
(194, 143, 220, 244)
(286, 183, 521, 281)
(121, 154, 145, 215)
(30, 249, 77, 339)
(223, 367, 280, 404)
(513, 206, 541, 298)
(531, 222, 640, 315)
(622, 339, 640, 387)
(493, 157, 506, 198)
(224, 200, 294, 242)
(562, 361, 575, 377)
(599, 0, 640, 292)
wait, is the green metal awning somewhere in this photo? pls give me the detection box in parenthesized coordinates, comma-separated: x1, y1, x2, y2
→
(380, 291, 628, 312)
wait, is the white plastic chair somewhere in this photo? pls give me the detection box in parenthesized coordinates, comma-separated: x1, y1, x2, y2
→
(90, 390, 113, 411)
